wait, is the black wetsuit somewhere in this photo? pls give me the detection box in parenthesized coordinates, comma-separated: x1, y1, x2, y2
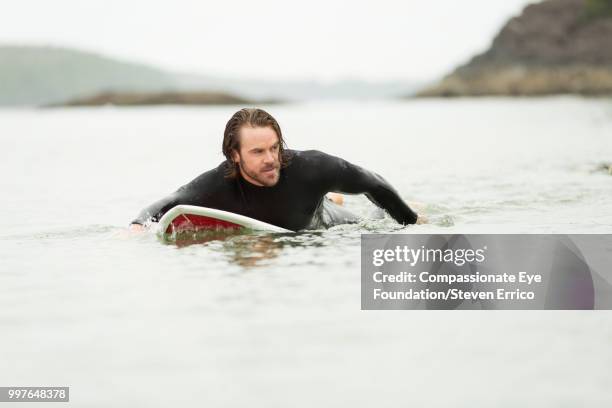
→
(131, 149, 417, 231)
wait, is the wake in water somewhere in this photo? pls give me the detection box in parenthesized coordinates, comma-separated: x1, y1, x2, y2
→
(0, 224, 121, 242)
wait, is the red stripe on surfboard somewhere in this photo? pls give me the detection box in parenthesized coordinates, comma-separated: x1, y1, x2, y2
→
(166, 213, 243, 234)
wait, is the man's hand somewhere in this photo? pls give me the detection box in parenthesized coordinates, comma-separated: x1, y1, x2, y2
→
(128, 223, 146, 233)
(327, 192, 344, 206)
(407, 201, 428, 224)
(116, 223, 147, 238)
(416, 214, 428, 225)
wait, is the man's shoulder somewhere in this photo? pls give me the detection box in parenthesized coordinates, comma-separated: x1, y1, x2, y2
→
(287, 149, 340, 165)
(283, 150, 349, 185)
(178, 161, 231, 191)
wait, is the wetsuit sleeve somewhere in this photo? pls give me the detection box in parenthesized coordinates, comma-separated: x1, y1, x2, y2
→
(130, 167, 221, 225)
(130, 190, 183, 225)
(312, 151, 418, 225)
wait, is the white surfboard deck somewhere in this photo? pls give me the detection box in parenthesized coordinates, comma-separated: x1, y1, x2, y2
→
(157, 205, 292, 241)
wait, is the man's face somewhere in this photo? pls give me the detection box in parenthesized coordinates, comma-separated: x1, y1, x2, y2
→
(232, 125, 281, 187)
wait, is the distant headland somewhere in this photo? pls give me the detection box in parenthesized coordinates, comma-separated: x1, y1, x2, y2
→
(0, 46, 421, 106)
(46, 91, 264, 107)
(417, 0, 612, 97)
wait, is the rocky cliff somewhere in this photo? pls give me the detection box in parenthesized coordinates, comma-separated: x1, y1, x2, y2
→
(417, 0, 612, 96)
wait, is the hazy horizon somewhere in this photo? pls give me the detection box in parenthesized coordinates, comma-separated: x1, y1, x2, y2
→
(1, 0, 538, 83)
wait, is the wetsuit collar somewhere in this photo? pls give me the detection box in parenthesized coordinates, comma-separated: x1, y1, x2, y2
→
(237, 170, 282, 190)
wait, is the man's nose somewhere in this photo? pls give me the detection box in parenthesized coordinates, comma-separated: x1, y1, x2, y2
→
(263, 151, 275, 163)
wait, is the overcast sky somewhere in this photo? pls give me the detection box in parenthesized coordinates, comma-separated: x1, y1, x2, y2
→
(1, 0, 537, 82)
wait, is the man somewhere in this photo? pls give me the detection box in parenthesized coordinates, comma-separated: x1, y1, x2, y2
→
(130, 108, 424, 231)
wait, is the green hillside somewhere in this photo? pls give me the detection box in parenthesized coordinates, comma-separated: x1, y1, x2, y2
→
(0, 45, 424, 105)
(584, 0, 612, 19)
(0, 46, 180, 105)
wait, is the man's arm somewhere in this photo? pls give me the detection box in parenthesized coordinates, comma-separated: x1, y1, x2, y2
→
(313, 151, 420, 225)
(129, 166, 224, 227)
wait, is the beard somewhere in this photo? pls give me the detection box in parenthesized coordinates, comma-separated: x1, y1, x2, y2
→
(238, 157, 280, 187)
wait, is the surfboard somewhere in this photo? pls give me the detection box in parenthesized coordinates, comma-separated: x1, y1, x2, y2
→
(156, 205, 292, 242)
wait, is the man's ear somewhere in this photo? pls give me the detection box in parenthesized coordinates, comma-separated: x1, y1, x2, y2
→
(231, 149, 240, 164)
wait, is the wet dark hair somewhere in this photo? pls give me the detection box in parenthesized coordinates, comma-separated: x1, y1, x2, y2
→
(222, 108, 290, 178)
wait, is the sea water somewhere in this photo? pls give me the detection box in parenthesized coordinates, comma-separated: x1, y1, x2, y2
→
(0, 98, 611, 406)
